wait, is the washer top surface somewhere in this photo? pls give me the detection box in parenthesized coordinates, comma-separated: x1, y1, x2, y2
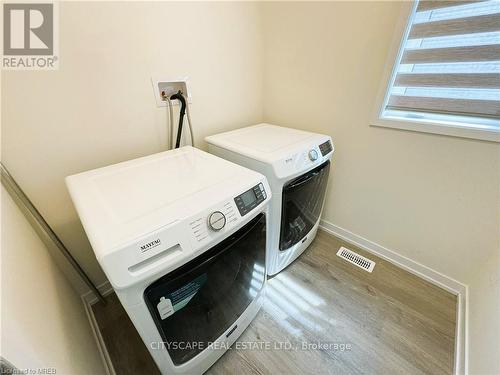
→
(66, 146, 263, 257)
(205, 123, 329, 163)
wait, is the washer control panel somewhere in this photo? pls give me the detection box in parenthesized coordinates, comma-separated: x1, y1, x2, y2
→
(188, 185, 262, 245)
(308, 149, 319, 161)
(208, 211, 226, 231)
(234, 183, 267, 216)
(189, 202, 236, 242)
(319, 140, 333, 156)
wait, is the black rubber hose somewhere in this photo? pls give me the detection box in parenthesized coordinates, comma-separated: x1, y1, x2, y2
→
(170, 91, 186, 149)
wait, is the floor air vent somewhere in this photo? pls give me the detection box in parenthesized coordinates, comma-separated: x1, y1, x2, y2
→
(336, 247, 375, 273)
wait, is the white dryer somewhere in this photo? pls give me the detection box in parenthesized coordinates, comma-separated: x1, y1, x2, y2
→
(66, 146, 271, 374)
(206, 124, 334, 275)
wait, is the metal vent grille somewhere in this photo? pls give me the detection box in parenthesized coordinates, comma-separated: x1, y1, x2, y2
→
(336, 247, 375, 273)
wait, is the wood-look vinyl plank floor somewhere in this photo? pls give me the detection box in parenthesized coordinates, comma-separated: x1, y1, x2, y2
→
(91, 229, 456, 375)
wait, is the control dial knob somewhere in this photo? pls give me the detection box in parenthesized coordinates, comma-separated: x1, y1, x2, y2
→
(308, 149, 319, 161)
(208, 211, 226, 231)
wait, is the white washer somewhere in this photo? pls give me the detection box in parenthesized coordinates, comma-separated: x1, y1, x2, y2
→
(66, 146, 271, 375)
(206, 124, 334, 275)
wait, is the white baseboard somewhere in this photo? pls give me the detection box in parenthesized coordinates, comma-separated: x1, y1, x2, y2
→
(82, 280, 114, 305)
(457, 288, 468, 375)
(81, 281, 115, 375)
(319, 220, 466, 294)
(319, 219, 467, 375)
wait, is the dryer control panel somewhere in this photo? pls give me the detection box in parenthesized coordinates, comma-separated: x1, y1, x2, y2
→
(271, 138, 334, 180)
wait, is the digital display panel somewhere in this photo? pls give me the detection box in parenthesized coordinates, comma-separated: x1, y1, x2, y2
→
(319, 140, 333, 156)
(234, 184, 265, 216)
(240, 189, 257, 206)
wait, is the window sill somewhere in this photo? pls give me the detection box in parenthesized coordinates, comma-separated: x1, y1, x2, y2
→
(371, 116, 500, 143)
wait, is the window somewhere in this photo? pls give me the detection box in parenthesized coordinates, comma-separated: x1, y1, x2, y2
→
(374, 0, 500, 142)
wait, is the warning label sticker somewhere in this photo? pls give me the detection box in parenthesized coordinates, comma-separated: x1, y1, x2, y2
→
(157, 273, 207, 319)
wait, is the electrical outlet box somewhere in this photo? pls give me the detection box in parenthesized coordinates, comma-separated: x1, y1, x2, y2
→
(151, 76, 191, 107)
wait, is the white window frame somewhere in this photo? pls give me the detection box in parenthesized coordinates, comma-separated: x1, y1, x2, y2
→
(371, 1, 500, 143)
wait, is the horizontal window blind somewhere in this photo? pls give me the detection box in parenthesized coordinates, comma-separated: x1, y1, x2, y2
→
(385, 0, 500, 121)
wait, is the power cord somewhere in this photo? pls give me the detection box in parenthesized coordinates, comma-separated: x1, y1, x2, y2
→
(169, 90, 186, 148)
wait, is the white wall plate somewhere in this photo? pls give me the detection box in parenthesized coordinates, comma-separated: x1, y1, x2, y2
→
(151, 76, 192, 107)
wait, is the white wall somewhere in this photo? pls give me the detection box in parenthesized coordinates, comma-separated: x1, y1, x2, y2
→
(261, 1, 499, 285)
(1, 1, 264, 287)
(0, 186, 105, 374)
(467, 248, 500, 375)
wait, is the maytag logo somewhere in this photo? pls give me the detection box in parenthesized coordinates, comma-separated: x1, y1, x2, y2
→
(140, 239, 161, 253)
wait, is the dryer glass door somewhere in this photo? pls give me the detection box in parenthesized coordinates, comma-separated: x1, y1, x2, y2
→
(144, 213, 266, 365)
(280, 161, 330, 251)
